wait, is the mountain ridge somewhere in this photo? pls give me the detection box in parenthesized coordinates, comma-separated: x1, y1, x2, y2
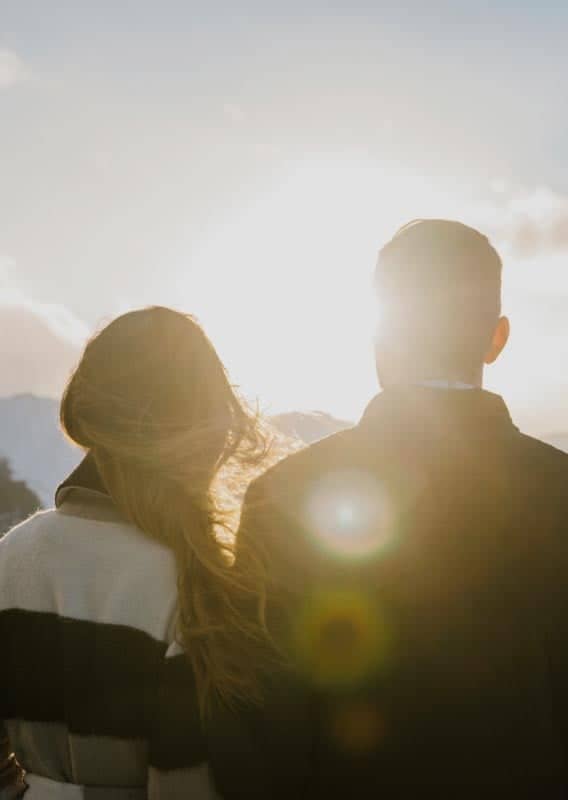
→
(0, 395, 352, 507)
(2, 393, 567, 509)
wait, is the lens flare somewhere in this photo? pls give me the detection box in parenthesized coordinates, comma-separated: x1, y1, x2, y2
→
(291, 587, 392, 688)
(331, 701, 386, 754)
(304, 469, 395, 560)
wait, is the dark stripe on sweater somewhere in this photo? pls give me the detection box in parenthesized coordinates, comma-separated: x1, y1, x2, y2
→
(149, 649, 207, 770)
(0, 609, 207, 770)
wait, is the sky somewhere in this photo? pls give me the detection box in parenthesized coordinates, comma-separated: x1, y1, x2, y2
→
(2, 1, 568, 432)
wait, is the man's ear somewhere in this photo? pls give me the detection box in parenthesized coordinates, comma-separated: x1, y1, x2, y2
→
(484, 316, 510, 365)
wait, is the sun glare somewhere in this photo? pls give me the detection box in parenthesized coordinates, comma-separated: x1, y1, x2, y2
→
(181, 157, 485, 420)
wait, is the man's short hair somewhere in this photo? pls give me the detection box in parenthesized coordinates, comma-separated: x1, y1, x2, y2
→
(375, 219, 503, 372)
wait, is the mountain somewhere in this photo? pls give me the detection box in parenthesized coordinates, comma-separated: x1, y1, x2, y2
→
(0, 457, 41, 533)
(0, 395, 81, 507)
(270, 411, 352, 443)
(6, 392, 566, 512)
(0, 396, 352, 508)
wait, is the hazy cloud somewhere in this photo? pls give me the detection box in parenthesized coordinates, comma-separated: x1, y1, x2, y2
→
(487, 185, 568, 259)
(507, 214, 568, 259)
(0, 280, 90, 397)
(0, 287, 90, 346)
(0, 49, 29, 89)
(223, 102, 246, 124)
(0, 306, 81, 397)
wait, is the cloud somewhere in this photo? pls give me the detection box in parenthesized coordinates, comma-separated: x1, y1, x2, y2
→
(0, 49, 29, 89)
(0, 287, 90, 346)
(507, 213, 568, 259)
(0, 305, 82, 398)
(487, 185, 568, 259)
(0, 277, 90, 397)
(223, 102, 246, 124)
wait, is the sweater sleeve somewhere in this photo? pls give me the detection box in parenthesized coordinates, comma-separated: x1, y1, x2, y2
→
(147, 641, 220, 800)
(0, 529, 27, 799)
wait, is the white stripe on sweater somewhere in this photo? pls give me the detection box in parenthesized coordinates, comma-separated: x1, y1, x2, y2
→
(24, 774, 146, 799)
(0, 507, 178, 645)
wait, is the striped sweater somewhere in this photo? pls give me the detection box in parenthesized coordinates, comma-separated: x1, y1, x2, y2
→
(0, 458, 221, 799)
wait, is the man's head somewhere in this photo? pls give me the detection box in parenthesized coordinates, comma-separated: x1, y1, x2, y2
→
(374, 219, 509, 387)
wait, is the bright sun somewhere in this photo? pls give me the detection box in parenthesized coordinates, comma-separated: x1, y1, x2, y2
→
(181, 157, 482, 421)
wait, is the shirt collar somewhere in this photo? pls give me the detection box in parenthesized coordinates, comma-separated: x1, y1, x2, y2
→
(414, 379, 477, 391)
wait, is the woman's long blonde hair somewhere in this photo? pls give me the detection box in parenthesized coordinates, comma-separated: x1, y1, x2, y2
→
(61, 307, 275, 713)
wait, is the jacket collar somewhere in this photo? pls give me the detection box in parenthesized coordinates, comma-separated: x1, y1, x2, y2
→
(359, 386, 518, 441)
(55, 453, 123, 523)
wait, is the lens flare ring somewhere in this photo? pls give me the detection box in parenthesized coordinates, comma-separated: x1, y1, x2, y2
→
(290, 587, 392, 688)
(303, 469, 396, 560)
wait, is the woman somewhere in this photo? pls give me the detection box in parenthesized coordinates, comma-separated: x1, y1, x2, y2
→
(0, 307, 273, 799)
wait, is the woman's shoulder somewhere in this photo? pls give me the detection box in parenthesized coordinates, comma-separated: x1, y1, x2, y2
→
(0, 506, 178, 640)
(0, 508, 61, 612)
(0, 505, 147, 562)
(0, 507, 58, 555)
(0, 502, 172, 565)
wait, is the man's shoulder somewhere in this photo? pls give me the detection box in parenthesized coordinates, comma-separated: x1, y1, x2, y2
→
(250, 425, 361, 502)
(249, 426, 568, 499)
(241, 427, 364, 583)
(517, 431, 568, 467)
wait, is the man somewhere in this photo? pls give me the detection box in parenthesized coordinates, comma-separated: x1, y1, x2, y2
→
(215, 220, 568, 798)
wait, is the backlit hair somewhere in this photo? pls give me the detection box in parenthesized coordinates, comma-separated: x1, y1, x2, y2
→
(61, 307, 274, 713)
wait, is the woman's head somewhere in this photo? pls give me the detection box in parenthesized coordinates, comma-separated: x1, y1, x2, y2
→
(61, 307, 272, 711)
(62, 306, 255, 484)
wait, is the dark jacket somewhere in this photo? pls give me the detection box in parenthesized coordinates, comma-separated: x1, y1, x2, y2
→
(225, 387, 568, 798)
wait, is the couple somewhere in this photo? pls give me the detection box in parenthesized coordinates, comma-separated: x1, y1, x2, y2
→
(2, 219, 568, 799)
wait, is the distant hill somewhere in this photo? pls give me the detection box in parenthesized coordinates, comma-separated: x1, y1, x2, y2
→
(270, 411, 352, 443)
(0, 395, 81, 506)
(0, 457, 41, 533)
(5, 393, 566, 511)
(0, 396, 352, 507)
